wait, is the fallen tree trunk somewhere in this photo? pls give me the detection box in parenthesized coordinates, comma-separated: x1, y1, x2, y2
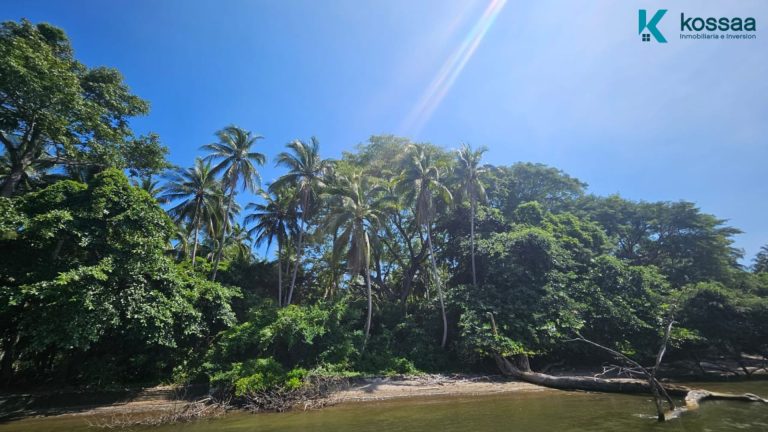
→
(493, 354, 767, 419)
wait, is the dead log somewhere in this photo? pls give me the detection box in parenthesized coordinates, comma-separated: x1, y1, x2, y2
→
(495, 354, 687, 396)
(493, 354, 767, 419)
(485, 311, 766, 420)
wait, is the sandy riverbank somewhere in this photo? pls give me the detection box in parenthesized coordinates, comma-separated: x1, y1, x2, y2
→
(324, 374, 548, 404)
(0, 375, 549, 421)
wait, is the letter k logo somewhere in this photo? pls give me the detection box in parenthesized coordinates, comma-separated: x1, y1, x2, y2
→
(639, 9, 667, 43)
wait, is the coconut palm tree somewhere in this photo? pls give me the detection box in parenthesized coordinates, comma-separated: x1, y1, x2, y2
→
(161, 158, 222, 268)
(202, 125, 266, 281)
(205, 194, 242, 260)
(171, 222, 190, 260)
(455, 143, 488, 288)
(132, 175, 166, 203)
(226, 223, 253, 261)
(244, 189, 298, 306)
(325, 172, 393, 345)
(270, 137, 330, 305)
(398, 144, 453, 348)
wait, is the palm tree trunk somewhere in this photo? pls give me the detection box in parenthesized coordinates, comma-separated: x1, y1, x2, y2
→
(211, 188, 235, 281)
(326, 229, 340, 300)
(277, 241, 283, 307)
(470, 199, 477, 288)
(191, 212, 201, 269)
(364, 266, 373, 344)
(285, 219, 305, 305)
(364, 235, 373, 345)
(426, 225, 448, 348)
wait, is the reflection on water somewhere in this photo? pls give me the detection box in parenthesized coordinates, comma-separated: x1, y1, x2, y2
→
(2, 381, 766, 432)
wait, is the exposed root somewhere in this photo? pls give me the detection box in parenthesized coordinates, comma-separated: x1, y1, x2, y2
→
(240, 376, 349, 412)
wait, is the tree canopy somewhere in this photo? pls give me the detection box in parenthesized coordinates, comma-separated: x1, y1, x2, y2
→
(1, 20, 765, 394)
(0, 19, 165, 197)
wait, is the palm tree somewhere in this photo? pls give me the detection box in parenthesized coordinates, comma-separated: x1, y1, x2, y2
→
(172, 223, 190, 260)
(161, 158, 221, 268)
(205, 193, 242, 260)
(455, 143, 488, 288)
(270, 137, 329, 305)
(226, 223, 253, 261)
(325, 172, 393, 345)
(202, 125, 266, 281)
(398, 144, 453, 348)
(132, 175, 166, 203)
(245, 189, 298, 306)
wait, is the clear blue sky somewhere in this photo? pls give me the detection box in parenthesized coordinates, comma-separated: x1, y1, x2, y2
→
(3, 0, 767, 262)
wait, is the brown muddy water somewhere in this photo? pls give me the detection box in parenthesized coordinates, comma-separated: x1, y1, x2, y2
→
(1, 381, 766, 432)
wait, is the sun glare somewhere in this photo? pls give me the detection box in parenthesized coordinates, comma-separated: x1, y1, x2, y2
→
(402, 0, 508, 135)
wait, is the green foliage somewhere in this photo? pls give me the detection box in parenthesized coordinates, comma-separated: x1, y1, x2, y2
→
(3, 16, 764, 395)
(570, 256, 669, 356)
(123, 133, 171, 178)
(678, 282, 768, 356)
(0, 197, 24, 239)
(486, 163, 586, 216)
(0, 169, 237, 384)
(579, 196, 741, 287)
(0, 19, 158, 196)
(205, 300, 361, 383)
(210, 357, 306, 396)
(460, 226, 578, 356)
(457, 309, 527, 361)
(754, 245, 768, 274)
(512, 201, 545, 225)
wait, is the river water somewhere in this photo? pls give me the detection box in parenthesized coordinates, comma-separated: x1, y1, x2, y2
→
(2, 381, 766, 432)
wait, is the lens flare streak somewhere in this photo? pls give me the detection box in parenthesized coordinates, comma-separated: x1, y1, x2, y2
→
(402, 0, 508, 135)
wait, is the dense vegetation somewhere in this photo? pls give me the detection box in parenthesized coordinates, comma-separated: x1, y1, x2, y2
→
(1, 20, 767, 397)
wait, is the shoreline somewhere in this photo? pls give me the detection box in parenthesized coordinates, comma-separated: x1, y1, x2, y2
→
(0, 375, 549, 422)
(323, 374, 549, 404)
(3, 365, 765, 423)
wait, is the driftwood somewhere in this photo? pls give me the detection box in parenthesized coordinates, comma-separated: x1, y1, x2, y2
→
(567, 323, 676, 420)
(493, 353, 767, 420)
(487, 314, 767, 421)
(241, 376, 349, 412)
(87, 397, 227, 429)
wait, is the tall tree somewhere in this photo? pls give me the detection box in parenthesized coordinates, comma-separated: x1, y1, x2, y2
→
(0, 20, 163, 197)
(202, 126, 265, 281)
(455, 143, 487, 288)
(245, 189, 298, 306)
(270, 137, 329, 305)
(398, 144, 453, 347)
(161, 158, 222, 267)
(580, 197, 742, 287)
(325, 172, 392, 344)
(755, 245, 768, 274)
(485, 162, 586, 216)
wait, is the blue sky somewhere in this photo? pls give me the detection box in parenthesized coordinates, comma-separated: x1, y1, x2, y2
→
(3, 0, 767, 262)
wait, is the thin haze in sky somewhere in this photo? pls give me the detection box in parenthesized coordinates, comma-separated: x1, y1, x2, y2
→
(2, 0, 767, 261)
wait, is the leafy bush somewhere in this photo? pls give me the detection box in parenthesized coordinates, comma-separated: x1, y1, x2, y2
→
(210, 357, 309, 396)
(204, 299, 361, 388)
